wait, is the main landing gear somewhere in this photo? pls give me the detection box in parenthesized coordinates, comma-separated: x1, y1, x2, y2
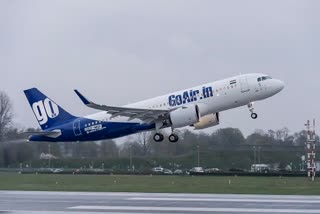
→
(153, 133, 179, 143)
(248, 102, 258, 119)
(168, 133, 179, 143)
(153, 133, 164, 142)
(153, 120, 179, 143)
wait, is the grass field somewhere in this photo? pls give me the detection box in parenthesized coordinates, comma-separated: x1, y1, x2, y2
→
(0, 173, 319, 195)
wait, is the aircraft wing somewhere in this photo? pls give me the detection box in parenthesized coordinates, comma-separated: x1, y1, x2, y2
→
(74, 90, 171, 122)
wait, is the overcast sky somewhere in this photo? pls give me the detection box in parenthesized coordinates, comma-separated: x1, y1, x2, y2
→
(1, 0, 319, 136)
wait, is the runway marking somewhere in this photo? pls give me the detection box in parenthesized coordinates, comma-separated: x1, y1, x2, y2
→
(3, 211, 177, 214)
(2, 191, 320, 200)
(3, 191, 320, 198)
(69, 206, 320, 213)
(0, 191, 144, 197)
(0, 199, 113, 204)
(128, 197, 320, 204)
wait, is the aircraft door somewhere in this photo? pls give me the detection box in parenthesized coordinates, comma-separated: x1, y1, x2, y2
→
(73, 119, 82, 136)
(239, 77, 250, 93)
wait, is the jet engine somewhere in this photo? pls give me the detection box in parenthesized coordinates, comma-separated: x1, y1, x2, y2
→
(170, 105, 200, 129)
(192, 113, 220, 130)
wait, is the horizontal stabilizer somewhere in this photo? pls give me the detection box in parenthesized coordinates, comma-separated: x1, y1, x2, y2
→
(22, 130, 62, 138)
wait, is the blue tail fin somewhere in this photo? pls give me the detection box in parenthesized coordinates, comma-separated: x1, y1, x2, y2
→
(24, 88, 77, 130)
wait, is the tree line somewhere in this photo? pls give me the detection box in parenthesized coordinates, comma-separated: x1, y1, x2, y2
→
(0, 91, 315, 170)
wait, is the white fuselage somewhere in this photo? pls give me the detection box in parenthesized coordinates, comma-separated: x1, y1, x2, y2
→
(86, 73, 284, 126)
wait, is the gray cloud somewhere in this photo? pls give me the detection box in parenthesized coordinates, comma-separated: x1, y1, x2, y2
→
(1, 0, 319, 135)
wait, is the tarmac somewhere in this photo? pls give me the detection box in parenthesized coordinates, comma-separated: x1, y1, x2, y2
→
(1, 191, 320, 213)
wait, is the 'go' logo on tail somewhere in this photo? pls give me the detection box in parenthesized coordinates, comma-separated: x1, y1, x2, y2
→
(32, 98, 59, 125)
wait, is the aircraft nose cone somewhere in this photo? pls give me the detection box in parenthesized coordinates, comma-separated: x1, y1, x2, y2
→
(272, 79, 285, 94)
(277, 80, 285, 92)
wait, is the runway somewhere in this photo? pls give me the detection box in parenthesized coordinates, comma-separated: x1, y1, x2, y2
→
(1, 191, 320, 214)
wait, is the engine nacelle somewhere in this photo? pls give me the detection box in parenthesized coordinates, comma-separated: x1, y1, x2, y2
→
(170, 105, 200, 129)
(192, 113, 220, 130)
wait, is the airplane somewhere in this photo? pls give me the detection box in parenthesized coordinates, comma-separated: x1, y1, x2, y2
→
(23, 73, 284, 143)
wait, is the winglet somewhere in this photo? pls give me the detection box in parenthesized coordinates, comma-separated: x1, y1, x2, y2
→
(74, 90, 91, 105)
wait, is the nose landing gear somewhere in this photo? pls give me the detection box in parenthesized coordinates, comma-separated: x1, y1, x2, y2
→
(248, 102, 258, 119)
(251, 112, 258, 119)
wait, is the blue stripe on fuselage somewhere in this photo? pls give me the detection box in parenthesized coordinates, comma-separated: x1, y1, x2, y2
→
(29, 118, 156, 142)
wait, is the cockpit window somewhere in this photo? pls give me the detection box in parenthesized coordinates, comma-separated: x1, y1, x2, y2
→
(258, 76, 272, 81)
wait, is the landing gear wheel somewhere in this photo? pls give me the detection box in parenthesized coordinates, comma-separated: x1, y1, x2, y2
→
(153, 133, 164, 142)
(251, 113, 258, 119)
(169, 134, 179, 143)
(248, 102, 258, 120)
